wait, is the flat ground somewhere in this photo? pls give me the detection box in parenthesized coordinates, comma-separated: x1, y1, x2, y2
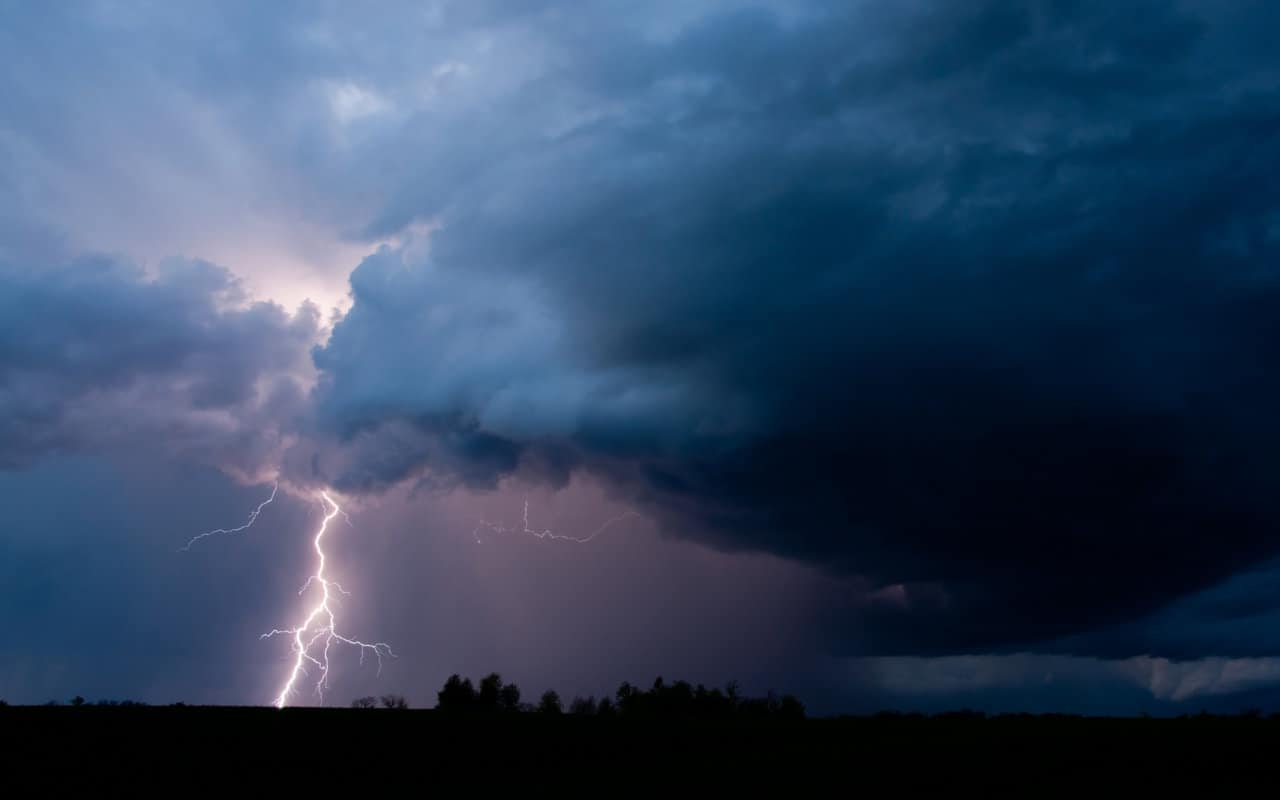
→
(2, 707, 1277, 791)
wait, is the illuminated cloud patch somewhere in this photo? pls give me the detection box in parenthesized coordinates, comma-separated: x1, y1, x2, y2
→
(0, 257, 319, 479)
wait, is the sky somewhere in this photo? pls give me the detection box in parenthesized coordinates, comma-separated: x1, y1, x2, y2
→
(3, 0, 1280, 715)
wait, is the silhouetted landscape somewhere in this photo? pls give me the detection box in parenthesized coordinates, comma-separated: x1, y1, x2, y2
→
(5, 676, 1280, 790)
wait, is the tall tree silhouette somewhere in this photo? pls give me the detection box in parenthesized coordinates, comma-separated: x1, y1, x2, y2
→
(437, 674, 478, 712)
(538, 690, 562, 714)
(499, 682, 521, 712)
(478, 673, 504, 712)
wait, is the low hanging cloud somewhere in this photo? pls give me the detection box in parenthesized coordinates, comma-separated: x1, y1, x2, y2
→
(300, 0, 1280, 657)
(857, 653, 1280, 706)
(0, 257, 320, 479)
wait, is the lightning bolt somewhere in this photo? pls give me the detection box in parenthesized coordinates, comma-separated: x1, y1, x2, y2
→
(261, 491, 394, 708)
(179, 481, 278, 552)
(472, 495, 640, 544)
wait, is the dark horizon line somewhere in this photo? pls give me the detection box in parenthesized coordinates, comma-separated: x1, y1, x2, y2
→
(8, 701, 1280, 722)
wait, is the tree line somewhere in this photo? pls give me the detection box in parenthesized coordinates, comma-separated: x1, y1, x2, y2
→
(351, 674, 805, 719)
(1, 676, 806, 718)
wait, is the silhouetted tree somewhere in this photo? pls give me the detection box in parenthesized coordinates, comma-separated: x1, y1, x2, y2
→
(779, 694, 805, 720)
(691, 684, 733, 718)
(725, 680, 740, 708)
(351, 696, 377, 709)
(615, 682, 637, 714)
(538, 690, 562, 714)
(437, 674, 478, 712)
(478, 673, 504, 711)
(380, 694, 409, 710)
(605, 677, 804, 720)
(70, 696, 85, 707)
(667, 681, 694, 716)
(569, 696, 597, 715)
(499, 682, 522, 712)
(430, 672, 804, 721)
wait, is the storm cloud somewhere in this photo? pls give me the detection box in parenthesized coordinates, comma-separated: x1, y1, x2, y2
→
(5, 0, 1280, 707)
(0, 257, 318, 478)
(303, 0, 1280, 655)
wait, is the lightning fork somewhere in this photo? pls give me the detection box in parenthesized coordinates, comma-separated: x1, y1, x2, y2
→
(263, 491, 394, 708)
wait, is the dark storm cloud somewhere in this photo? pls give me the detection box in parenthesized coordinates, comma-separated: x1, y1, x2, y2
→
(0, 257, 318, 476)
(5, 0, 1280, 708)
(1046, 559, 1280, 661)
(308, 0, 1280, 655)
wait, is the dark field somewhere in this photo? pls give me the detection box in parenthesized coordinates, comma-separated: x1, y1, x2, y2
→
(3, 706, 1278, 791)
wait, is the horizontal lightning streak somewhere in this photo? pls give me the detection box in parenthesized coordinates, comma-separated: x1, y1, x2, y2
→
(179, 482, 278, 552)
(472, 496, 640, 544)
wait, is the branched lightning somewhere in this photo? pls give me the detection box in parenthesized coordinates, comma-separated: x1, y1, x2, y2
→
(472, 495, 640, 544)
(185, 484, 393, 708)
(262, 491, 394, 709)
(179, 481, 278, 552)
(188, 483, 620, 707)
